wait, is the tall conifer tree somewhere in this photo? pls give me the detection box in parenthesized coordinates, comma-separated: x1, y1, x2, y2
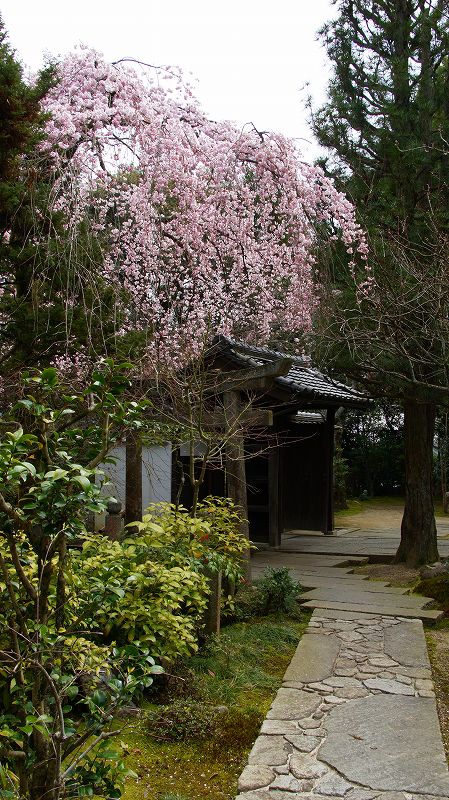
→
(0, 17, 57, 371)
(312, 0, 449, 565)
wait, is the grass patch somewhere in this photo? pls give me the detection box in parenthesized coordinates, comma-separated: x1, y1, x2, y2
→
(160, 796, 191, 800)
(335, 498, 364, 519)
(160, 796, 192, 800)
(120, 612, 309, 800)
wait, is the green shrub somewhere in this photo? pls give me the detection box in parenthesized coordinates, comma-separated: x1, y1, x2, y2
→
(222, 569, 303, 623)
(136, 497, 249, 580)
(0, 363, 166, 799)
(69, 498, 249, 662)
(69, 534, 209, 660)
(253, 567, 302, 617)
(221, 584, 261, 622)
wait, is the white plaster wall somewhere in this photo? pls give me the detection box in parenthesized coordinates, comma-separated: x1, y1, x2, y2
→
(100, 443, 172, 514)
(142, 444, 172, 507)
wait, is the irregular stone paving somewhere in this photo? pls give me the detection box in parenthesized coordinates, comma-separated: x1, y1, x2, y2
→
(235, 610, 449, 800)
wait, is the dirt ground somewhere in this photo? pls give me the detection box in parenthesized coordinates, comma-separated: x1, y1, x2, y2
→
(336, 497, 405, 530)
(335, 496, 449, 537)
(353, 562, 420, 586)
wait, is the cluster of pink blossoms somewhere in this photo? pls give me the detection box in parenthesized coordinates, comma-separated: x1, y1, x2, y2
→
(42, 47, 368, 372)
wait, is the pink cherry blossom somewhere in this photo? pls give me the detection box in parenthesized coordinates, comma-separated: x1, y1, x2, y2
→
(40, 47, 367, 374)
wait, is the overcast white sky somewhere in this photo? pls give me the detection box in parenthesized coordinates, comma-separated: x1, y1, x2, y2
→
(1, 1, 335, 162)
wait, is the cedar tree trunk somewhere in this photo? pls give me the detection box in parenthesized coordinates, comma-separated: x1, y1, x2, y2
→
(395, 401, 439, 566)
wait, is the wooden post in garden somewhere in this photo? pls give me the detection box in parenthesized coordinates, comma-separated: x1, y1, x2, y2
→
(223, 389, 251, 581)
(203, 568, 222, 636)
(125, 431, 142, 527)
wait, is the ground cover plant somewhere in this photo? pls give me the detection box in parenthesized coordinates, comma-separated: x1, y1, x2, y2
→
(417, 573, 449, 613)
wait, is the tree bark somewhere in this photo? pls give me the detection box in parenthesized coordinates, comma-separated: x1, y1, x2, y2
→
(125, 431, 142, 526)
(395, 400, 439, 566)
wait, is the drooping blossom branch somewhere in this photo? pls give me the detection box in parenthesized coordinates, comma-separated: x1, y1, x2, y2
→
(40, 47, 368, 374)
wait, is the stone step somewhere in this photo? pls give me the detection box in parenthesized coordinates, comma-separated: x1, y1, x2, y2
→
(298, 578, 407, 594)
(254, 553, 356, 567)
(299, 587, 435, 609)
(252, 565, 357, 577)
(278, 535, 449, 559)
(300, 599, 444, 623)
(278, 550, 370, 565)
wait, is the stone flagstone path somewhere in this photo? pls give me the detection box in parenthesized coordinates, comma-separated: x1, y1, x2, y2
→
(280, 533, 449, 560)
(251, 552, 444, 622)
(235, 609, 449, 800)
(235, 546, 449, 799)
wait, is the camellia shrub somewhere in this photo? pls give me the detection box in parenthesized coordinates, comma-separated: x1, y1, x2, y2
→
(0, 365, 167, 800)
(68, 498, 249, 660)
(69, 535, 210, 660)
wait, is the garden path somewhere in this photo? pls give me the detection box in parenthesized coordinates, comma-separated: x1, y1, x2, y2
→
(278, 533, 449, 561)
(235, 607, 449, 800)
(251, 551, 443, 622)
(235, 550, 449, 799)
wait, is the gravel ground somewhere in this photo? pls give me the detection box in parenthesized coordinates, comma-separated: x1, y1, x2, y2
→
(336, 498, 449, 536)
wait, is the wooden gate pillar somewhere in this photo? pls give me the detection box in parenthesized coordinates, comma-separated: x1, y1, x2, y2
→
(323, 408, 336, 535)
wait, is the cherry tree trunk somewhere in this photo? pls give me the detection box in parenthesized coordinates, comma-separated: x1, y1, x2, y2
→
(125, 431, 142, 527)
(395, 401, 439, 566)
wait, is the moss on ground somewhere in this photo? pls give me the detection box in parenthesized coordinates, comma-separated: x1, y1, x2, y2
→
(335, 498, 364, 519)
(416, 575, 449, 611)
(120, 613, 309, 800)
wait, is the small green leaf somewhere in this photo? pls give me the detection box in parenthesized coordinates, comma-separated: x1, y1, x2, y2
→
(109, 587, 125, 598)
(41, 367, 58, 383)
(73, 475, 91, 491)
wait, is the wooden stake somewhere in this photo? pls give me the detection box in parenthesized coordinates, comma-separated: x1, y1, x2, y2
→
(223, 390, 251, 580)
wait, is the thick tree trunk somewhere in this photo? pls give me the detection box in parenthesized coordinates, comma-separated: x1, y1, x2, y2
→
(395, 401, 439, 566)
(29, 750, 60, 800)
